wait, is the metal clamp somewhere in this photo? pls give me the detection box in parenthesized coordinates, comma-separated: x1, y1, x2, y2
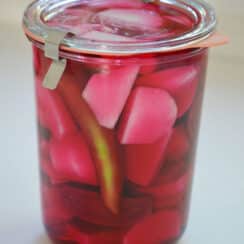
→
(43, 29, 69, 90)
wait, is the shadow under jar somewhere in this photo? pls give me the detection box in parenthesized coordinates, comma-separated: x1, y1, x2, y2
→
(23, 0, 216, 243)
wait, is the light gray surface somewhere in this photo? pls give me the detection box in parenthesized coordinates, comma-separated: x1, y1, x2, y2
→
(0, 1, 244, 243)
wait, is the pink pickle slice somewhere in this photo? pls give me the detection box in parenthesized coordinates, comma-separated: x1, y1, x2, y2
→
(125, 133, 171, 186)
(36, 83, 77, 139)
(82, 30, 135, 42)
(152, 194, 183, 211)
(118, 87, 177, 144)
(83, 65, 139, 129)
(41, 159, 70, 184)
(59, 185, 152, 227)
(141, 160, 191, 203)
(95, 9, 163, 30)
(124, 210, 181, 244)
(152, 163, 193, 212)
(137, 65, 200, 117)
(165, 125, 190, 162)
(50, 133, 98, 186)
(133, 160, 192, 212)
(39, 140, 72, 184)
(42, 184, 72, 225)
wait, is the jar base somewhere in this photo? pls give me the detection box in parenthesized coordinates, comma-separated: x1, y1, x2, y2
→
(44, 225, 187, 244)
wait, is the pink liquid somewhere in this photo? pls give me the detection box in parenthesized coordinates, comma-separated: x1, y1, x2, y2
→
(34, 2, 208, 244)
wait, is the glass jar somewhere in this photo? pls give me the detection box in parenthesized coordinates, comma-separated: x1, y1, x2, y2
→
(23, 0, 216, 243)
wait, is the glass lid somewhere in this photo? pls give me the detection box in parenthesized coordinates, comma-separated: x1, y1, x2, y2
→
(23, 0, 217, 55)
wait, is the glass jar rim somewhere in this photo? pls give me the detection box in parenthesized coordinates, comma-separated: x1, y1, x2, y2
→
(34, 41, 207, 66)
(23, 0, 217, 56)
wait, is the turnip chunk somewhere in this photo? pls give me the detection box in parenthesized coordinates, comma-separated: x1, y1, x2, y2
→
(50, 134, 98, 186)
(137, 65, 200, 117)
(118, 87, 177, 144)
(124, 210, 181, 244)
(83, 65, 139, 128)
(125, 133, 171, 186)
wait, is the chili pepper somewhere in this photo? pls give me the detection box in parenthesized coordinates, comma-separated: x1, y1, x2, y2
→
(57, 76, 123, 214)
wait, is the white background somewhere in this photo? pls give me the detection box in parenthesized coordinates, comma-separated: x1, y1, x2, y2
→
(0, 1, 244, 243)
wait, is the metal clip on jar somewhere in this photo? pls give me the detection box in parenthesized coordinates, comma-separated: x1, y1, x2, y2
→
(23, 0, 223, 243)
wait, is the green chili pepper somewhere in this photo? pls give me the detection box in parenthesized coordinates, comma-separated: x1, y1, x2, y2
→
(58, 76, 123, 214)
